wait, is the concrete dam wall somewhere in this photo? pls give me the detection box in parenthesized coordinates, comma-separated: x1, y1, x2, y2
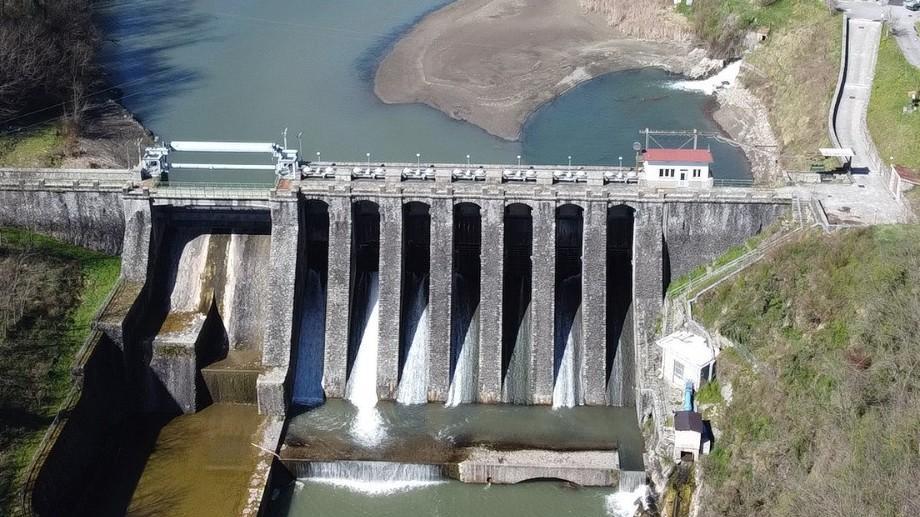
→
(110, 180, 789, 416)
(0, 168, 134, 253)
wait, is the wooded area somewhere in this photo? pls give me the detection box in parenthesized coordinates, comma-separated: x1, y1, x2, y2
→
(0, 0, 99, 135)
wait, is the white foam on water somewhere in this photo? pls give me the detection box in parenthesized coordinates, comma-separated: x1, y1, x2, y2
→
(345, 273, 382, 445)
(397, 278, 430, 405)
(604, 486, 648, 517)
(671, 60, 742, 95)
(302, 477, 445, 496)
(552, 329, 577, 409)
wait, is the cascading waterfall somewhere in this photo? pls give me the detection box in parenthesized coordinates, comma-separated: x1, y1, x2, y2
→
(446, 273, 480, 407)
(604, 485, 648, 517)
(553, 274, 582, 409)
(502, 285, 532, 405)
(397, 274, 430, 405)
(293, 269, 327, 407)
(298, 461, 445, 495)
(346, 271, 382, 445)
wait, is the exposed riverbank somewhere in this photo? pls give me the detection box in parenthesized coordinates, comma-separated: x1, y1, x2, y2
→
(374, 0, 721, 142)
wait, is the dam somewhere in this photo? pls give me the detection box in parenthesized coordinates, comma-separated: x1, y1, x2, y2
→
(0, 161, 789, 515)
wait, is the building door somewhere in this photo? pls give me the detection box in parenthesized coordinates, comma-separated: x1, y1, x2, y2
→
(679, 171, 687, 187)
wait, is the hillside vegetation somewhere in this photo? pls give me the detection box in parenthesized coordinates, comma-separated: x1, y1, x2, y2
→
(867, 32, 920, 171)
(0, 229, 120, 514)
(685, 0, 840, 170)
(695, 226, 920, 517)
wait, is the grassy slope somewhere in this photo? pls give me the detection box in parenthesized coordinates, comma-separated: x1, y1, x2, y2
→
(695, 226, 920, 517)
(686, 0, 841, 171)
(867, 33, 920, 170)
(0, 229, 120, 514)
(0, 124, 66, 168)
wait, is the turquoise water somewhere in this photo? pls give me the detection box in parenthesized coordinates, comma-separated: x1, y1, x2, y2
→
(98, 0, 749, 181)
(271, 479, 645, 517)
(523, 68, 750, 179)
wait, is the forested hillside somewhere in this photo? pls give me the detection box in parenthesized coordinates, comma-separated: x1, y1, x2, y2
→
(696, 226, 920, 517)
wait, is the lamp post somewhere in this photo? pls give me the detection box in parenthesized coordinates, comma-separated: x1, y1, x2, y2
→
(316, 151, 321, 164)
(416, 153, 421, 171)
(297, 132, 303, 156)
(568, 155, 572, 169)
(618, 156, 623, 169)
(466, 154, 471, 168)
(517, 155, 522, 170)
(366, 152, 371, 172)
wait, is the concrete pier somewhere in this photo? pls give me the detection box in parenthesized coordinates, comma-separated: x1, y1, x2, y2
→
(530, 200, 555, 405)
(427, 198, 453, 401)
(259, 196, 299, 415)
(377, 197, 403, 399)
(478, 198, 505, 403)
(581, 201, 608, 405)
(322, 195, 352, 398)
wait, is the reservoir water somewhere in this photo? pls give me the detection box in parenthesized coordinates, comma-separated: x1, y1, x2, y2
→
(98, 0, 749, 182)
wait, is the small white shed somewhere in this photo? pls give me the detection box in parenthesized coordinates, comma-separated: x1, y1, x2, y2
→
(658, 331, 717, 389)
(641, 148, 714, 188)
(673, 410, 710, 461)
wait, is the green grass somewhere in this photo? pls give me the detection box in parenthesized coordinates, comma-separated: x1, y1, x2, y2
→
(0, 228, 120, 514)
(683, 0, 817, 56)
(695, 226, 920, 517)
(696, 380, 723, 405)
(0, 124, 65, 168)
(867, 32, 920, 171)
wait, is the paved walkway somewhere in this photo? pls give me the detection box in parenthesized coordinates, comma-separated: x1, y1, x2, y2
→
(837, 18, 884, 172)
(889, 3, 920, 68)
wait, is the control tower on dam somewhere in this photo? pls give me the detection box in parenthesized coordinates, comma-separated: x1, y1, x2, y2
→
(109, 165, 790, 418)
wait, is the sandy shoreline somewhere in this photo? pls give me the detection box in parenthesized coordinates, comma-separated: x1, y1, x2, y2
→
(374, 0, 719, 141)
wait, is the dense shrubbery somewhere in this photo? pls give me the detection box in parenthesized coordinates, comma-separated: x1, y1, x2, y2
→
(0, 229, 119, 514)
(696, 227, 920, 517)
(683, 0, 841, 170)
(0, 1, 99, 133)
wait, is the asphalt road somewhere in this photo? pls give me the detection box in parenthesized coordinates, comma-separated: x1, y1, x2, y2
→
(889, 4, 920, 68)
(836, 18, 883, 172)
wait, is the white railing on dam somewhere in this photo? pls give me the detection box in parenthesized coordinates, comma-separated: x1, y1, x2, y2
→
(0, 167, 136, 189)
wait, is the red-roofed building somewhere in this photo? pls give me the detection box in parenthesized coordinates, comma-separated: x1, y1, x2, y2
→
(642, 148, 714, 188)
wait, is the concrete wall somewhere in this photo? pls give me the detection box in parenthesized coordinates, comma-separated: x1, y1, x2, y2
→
(28, 333, 131, 516)
(662, 201, 788, 281)
(0, 188, 126, 253)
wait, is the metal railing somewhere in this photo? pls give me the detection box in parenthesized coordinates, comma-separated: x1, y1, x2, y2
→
(154, 181, 277, 199)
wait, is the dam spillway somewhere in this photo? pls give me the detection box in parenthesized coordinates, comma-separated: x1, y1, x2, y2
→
(1, 166, 792, 514)
(110, 168, 790, 414)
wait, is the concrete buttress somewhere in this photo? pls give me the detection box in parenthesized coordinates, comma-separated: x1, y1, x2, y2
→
(478, 198, 504, 403)
(581, 200, 608, 405)
(377, 196, 403, 399)
(530, 199, 555, 405)
(323, 195, 352, 398)
(428, 197, 453, 401)
(258, 196, 299, 415)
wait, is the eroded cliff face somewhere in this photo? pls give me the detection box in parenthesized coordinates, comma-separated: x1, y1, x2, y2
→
(579, 0, 692, 42)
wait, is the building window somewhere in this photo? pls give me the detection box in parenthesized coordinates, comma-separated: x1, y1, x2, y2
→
(672, 360, 684, 384)
(692, 168, 701, 178)
(659, 168, 665, 177)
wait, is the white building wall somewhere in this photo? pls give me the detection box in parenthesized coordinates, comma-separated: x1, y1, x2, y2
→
(642, 162, 713, 189)
(673, 430, 703, 461)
